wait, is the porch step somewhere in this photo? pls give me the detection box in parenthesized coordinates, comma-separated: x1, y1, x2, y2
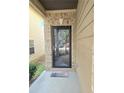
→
(48, 68, 76, 72)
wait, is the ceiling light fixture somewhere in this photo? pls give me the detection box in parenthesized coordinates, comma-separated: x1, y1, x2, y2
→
(59, 18, 63, 25)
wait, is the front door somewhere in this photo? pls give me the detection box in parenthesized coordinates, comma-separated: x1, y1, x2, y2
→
(51, 26, 71, 68)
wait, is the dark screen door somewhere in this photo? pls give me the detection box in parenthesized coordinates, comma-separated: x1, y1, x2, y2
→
(51, 26, 71, 68)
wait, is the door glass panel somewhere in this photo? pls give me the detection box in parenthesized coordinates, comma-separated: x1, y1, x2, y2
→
(52, 26, 71, 68)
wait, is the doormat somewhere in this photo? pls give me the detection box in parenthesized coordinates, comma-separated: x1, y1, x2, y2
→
(51, 72, 69, 78)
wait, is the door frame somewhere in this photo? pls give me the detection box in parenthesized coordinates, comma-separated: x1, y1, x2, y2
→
(51, 26, 72, 68)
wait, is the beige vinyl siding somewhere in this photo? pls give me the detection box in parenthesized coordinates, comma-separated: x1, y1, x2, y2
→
(74, 0, 94, 93)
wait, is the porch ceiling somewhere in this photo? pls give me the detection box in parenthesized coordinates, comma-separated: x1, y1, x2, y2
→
(39, 0, 78, 10)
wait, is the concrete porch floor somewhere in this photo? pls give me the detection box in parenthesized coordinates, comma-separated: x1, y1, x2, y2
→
(30, 71, 81, 93)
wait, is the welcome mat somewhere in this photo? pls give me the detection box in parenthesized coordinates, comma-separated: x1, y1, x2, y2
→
(51, 72, 69, 78)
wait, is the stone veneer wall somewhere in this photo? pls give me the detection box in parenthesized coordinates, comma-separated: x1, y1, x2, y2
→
(44, 10, 76, 70)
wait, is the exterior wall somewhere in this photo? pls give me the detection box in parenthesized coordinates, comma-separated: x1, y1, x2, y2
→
(44, 10, 76, 70)
(29, 6, 45, 63)
(74, 0, 94, 93)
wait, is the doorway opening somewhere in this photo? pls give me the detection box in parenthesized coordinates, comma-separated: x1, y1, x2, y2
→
(51, 26, 72, 68)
